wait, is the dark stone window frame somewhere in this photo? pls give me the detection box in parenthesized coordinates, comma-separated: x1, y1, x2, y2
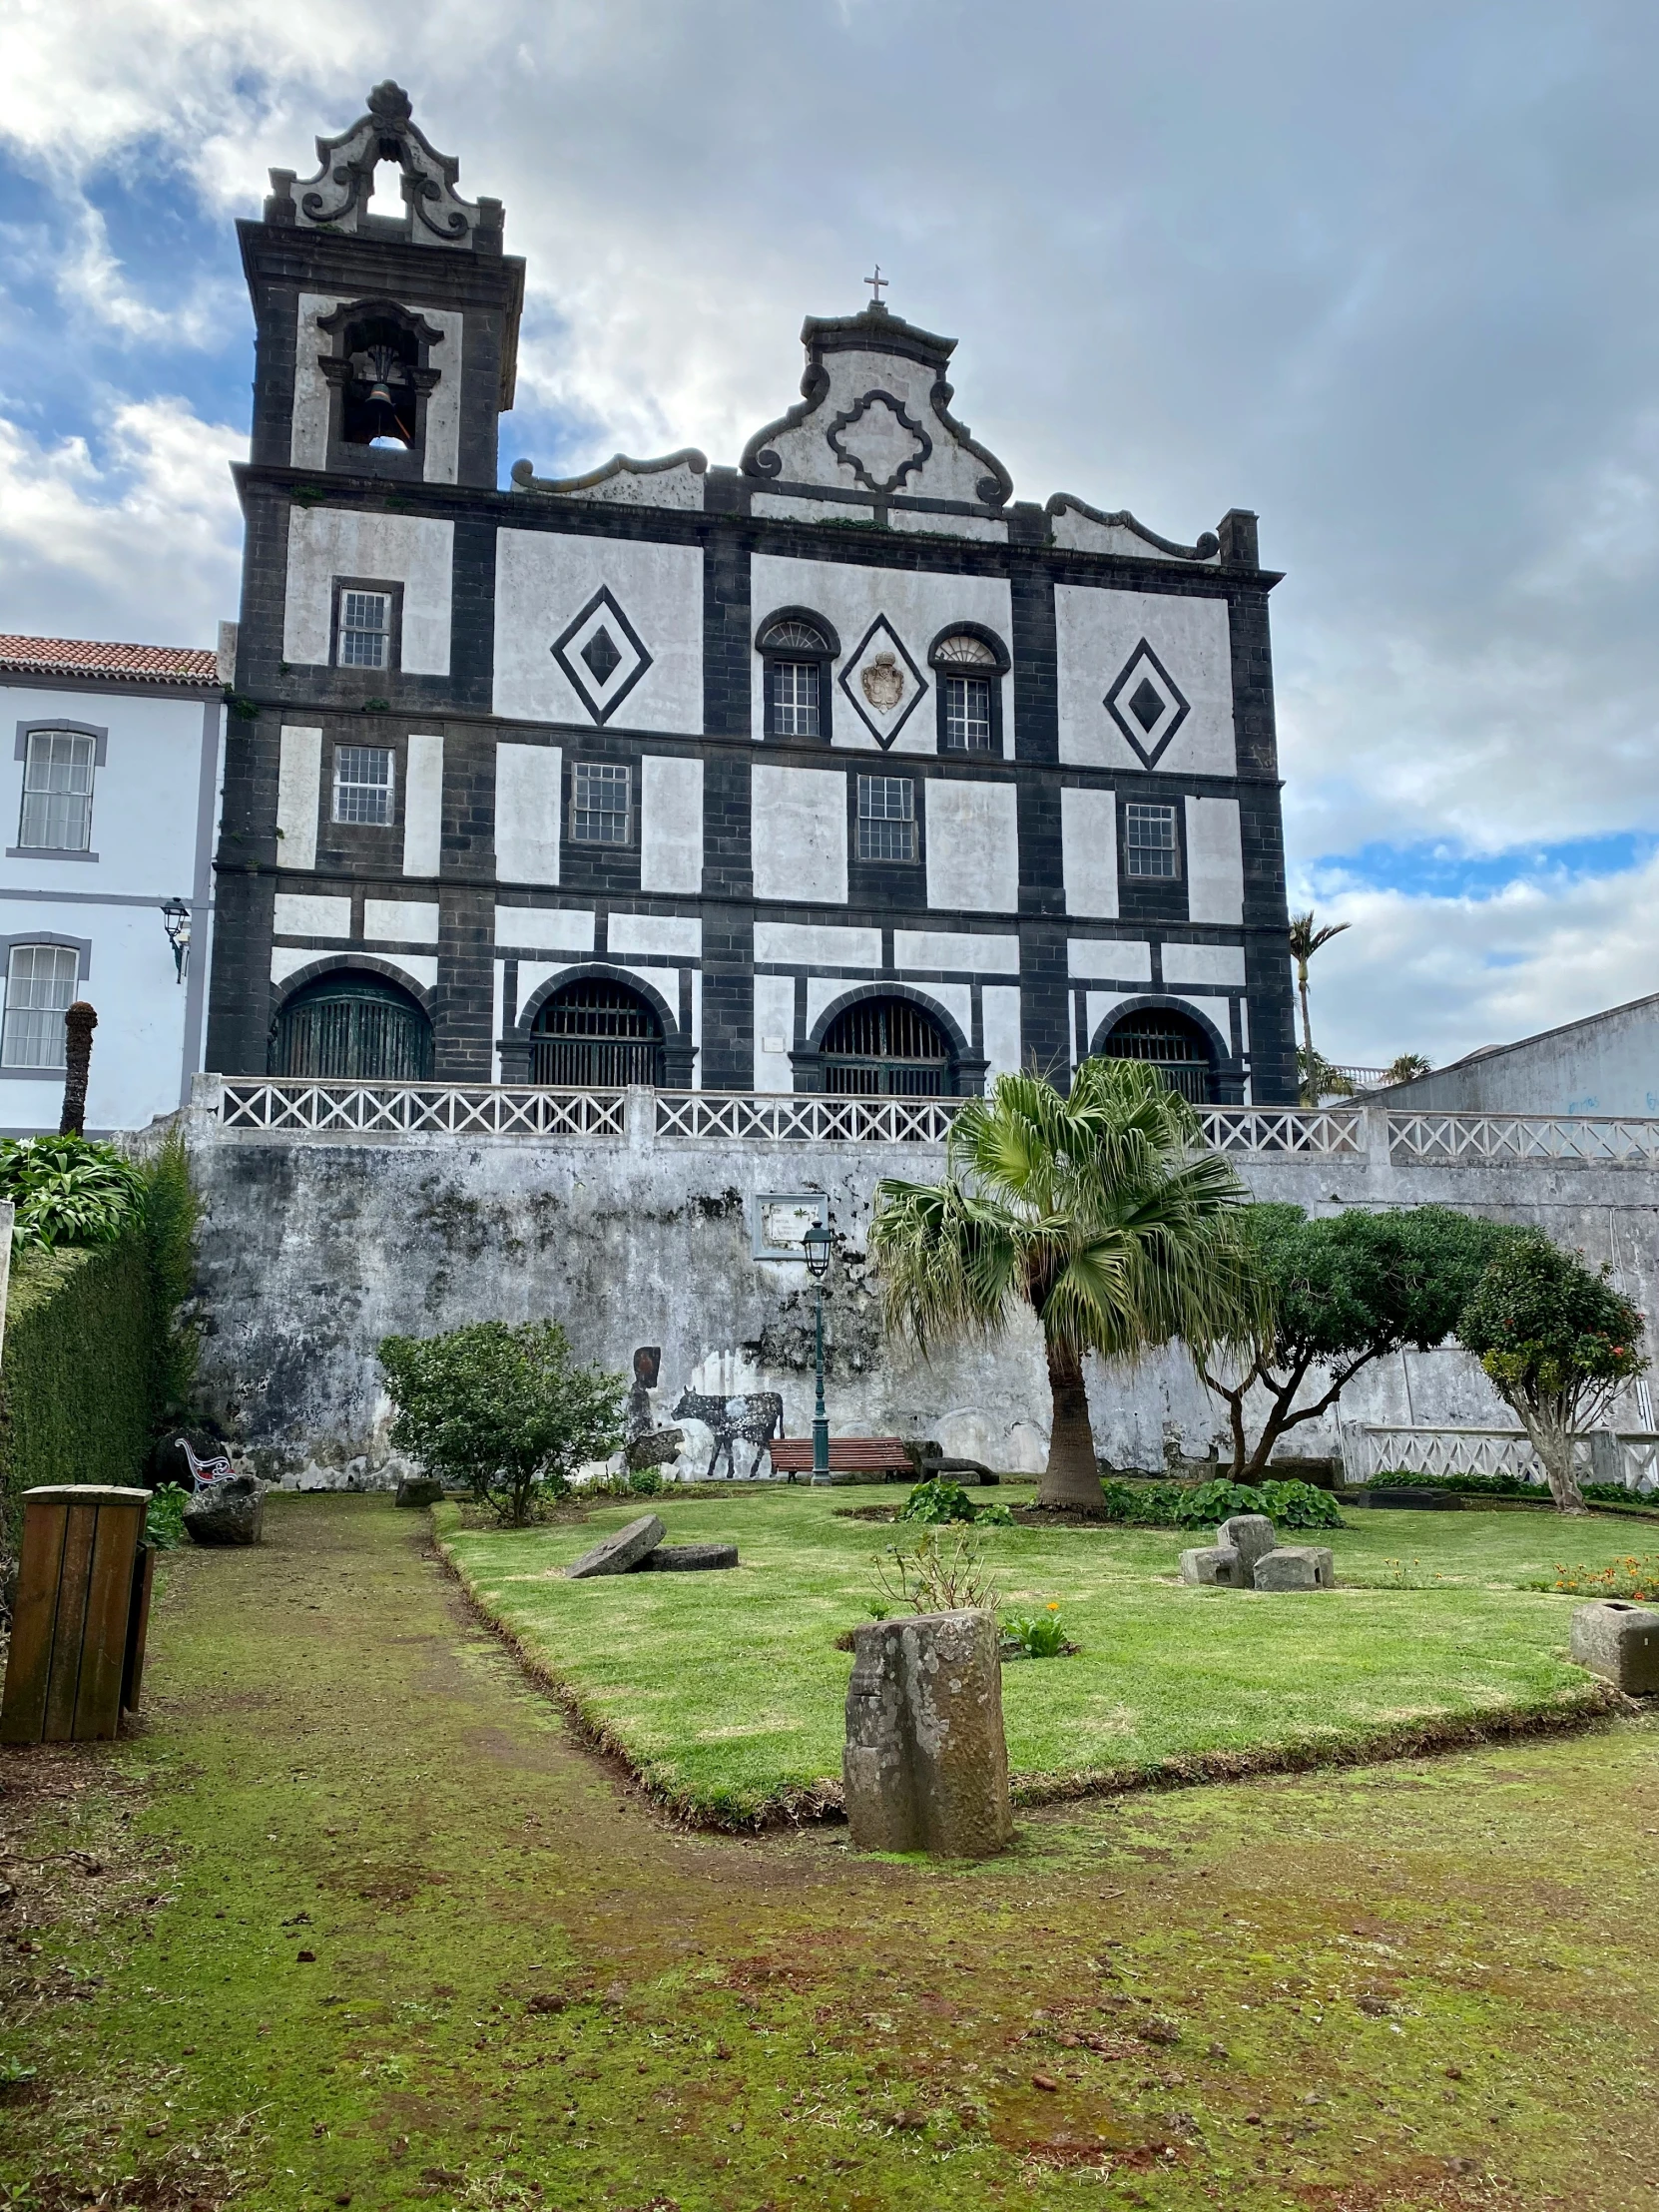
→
(755, 605, 840, 745)
(1121, 794, 1183, 884)
(316, 295, 446, 484)
(267, 956, 436, 1082)
(329, 576, 404, 675)
(1086, 991, 1240, 1108)
(927, 622, 1009, 759)
(847, 768, 925, 871)
(792, 979, 985, 1097)
(566, 757, 637, 850)
(502, 960, 696, 1088)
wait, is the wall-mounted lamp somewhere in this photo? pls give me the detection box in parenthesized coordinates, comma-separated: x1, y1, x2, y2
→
(160, 899, 191, 984)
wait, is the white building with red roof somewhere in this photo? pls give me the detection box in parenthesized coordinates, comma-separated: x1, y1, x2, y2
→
(0, 630, 227, 1131)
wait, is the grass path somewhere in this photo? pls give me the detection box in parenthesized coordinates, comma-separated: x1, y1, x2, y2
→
(439, 1490, 1639, 1822)
(2, 1493, 1658, 2209)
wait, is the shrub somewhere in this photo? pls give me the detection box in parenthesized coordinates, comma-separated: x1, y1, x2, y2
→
(1095, 1475, 1342, 1531)
(871, 1527, 999, 1615)
(141, 1132, 202, 1425)
(378, 1321, 627, 1527)
(1002, 1602, 1073, 1658)
(145, 1481, 190, 1549)
(627, 1465, 664, 1496)
(898, 1476, 978, 1524)
(0, 1136, 146, 1252)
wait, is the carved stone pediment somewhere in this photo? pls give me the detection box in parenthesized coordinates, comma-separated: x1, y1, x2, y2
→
(266, 82, 502, 252)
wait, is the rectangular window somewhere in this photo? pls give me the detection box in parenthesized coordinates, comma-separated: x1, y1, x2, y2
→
(336, 589, 390, 668)
(943, 675, 993, 753)
(571, 762, 632, 845)
(333, 745, 394, 826)
(1124, 800, 1179, 879)
(19, 730, 95, 851)
(2, 943, 77, 1068)
(857, 775, 916, 862)
(769, 660, 821, 738)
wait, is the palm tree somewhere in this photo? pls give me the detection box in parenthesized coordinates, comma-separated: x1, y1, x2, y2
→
(1383, 1052, 1431, 1086)
(1288, 910, 1351, 1102)
(869, 1059, 1265, 1512)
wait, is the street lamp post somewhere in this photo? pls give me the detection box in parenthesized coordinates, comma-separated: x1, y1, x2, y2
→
(802, 1220, 832, 1484)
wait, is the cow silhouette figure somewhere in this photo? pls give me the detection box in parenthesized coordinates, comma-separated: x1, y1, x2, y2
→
(672, 1388, 785, 1480)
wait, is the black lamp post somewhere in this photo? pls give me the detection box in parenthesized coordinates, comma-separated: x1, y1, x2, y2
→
(160, 899, 191, 984)
(802, 1219, 832, 1484)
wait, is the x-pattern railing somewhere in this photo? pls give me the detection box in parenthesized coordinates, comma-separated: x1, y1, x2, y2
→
(1197, 1107, 1365, 1156)
(1386, 1112, 1659, 1163)
(219, 1080, 627, 1137)
(654, 1091, 961, 1144)
(1351, 1423, 1659, 1489)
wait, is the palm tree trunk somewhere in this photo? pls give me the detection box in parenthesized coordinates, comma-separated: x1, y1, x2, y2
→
(1297, 961, 1314, 1064)
(59, 1000, 97, 1138)
(1037, 1339, 1103, 1511)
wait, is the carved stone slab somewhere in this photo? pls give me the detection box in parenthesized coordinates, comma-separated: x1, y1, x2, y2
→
(843, 1608, 1012, 1858)
(639, 1543, 739, 1573)
(1180, 1544, 1244, 1586)
(1252, 1545, 1336, 1591)
(1570, 1600, 1659, 1694)
(1216, 1515, 1278, 1581)
(566, 1514, 665, 1579)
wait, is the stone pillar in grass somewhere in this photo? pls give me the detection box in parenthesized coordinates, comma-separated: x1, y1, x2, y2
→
(842, 1609, 1012, 1858)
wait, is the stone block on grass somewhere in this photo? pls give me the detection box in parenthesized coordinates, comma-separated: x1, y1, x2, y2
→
(843, 1608, 1012, 1859)
(637, 1543, 739, 1572)
(1252, 1545, 1336, 1591)
(184, 1473, 264, 1547)
(1180, 1544, 1245, 1587)
(393, 1474, 445, 1508)
(566, 1514, 665, 1579)
(1216, 1514, 1278, 1581)
(1569, 1600, 1659, 1694)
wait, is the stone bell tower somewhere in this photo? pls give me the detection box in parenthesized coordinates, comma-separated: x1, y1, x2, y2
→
(238, 81, 523, 492)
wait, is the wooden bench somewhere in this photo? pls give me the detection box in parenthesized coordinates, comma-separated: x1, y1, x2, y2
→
(768, 1436, 913, 1483)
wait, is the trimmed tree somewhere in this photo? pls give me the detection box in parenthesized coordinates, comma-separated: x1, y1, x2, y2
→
(1457, 1235, 1647, 1513)
(378, 1321, 627, 1526)
(1197, 1204, 1512, 1478)
(870, 1059, 1263, 1513)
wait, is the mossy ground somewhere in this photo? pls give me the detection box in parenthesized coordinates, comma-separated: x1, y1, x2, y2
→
(2, 1493, 1658, 2210)
(437, 1489, 1644, 1822)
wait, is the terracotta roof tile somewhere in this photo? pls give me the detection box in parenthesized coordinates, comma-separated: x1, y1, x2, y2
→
(0, 635, 221, 687)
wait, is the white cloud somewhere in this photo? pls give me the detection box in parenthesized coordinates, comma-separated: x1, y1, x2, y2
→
(0, 399, 243, 644)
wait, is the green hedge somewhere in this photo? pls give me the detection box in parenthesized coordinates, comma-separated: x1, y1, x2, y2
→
(0, 1233, 156, 1569)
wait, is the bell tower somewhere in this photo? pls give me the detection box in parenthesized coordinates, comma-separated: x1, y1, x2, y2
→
(238, 82, 523, 489)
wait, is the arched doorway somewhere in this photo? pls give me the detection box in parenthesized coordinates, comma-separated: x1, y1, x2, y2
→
(271, 970, 433, 1081)
(821, 996, 954, 1096)
(1098, 1006, 1216, 1103)
(531, 978, 665, 1087)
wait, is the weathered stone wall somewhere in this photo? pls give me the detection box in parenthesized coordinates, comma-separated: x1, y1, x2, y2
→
(176, 1087, 1659, 1482)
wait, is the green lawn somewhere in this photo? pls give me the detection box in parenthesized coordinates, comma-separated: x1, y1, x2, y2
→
(436, 1488, 1649, 1823)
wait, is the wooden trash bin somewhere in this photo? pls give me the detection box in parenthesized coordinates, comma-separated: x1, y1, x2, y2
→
(1, 1486, 154, 1744)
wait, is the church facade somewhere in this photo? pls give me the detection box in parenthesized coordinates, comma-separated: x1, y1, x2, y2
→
(208, 84, 1297, 1106)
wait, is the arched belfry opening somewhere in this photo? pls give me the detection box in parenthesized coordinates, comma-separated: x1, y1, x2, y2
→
(530, 978, 665, 1088)
(317, 299, 444, 453)
(821, 996, 955, 1096)
(1097, 1006, 1216, 1104)
(271, 970, 433, 1082)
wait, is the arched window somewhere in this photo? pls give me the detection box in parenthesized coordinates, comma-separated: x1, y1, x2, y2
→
(1098, 1006, 1215, 1104)
(822, 996, 954, 1096)
(271, 971, 433, 1082)
(531, 978, 664, 1087)
(929, 627, 1007, 756)
(758, 612, 835, 740)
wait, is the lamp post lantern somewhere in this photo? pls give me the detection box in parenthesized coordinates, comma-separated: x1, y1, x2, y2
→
(802, 1219, 833, 1483)
(160, 899, 192, 984)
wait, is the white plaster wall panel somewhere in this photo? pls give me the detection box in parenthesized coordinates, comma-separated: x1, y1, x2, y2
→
(491, 957, 504, 1083)
(512, 959, 567, 1023)
(1049, 503, 1220, 564)
(402, 733, 444, 878)
(363, 899, 440, 943)
(549, 460, 705, 509)
(418, 309, 463, 485)
(751, 766, 847, 905)
(1084, 991, 1138, 1057)
(755, 349, 997, 506)
(275, 946, 435, 997)
(892, 930, 1020, 975)
(1060, 788, 1119, 917)
(289, 292, 339, 469)
(1171, 994, 1236, 1053)
(1054, 585, 1235, 774)
(639, 755, 704, 893)
(924, 781, 1019, 913)
(1067, 938, 1152, 981)
(1184, 797, 1246, 924)
(753, 922, 880, 967)
(749, 555, 1014, 758)
(690, 968, 703, 1089)
(981, 985, 1022, 1079)
(753, 972, 796, 1091)
(493, 906, 594, 953)
(494, 745, 562, 885)
(612, 963, 686, 1038)
(492, 531, 703, 731)
(751, 493, 872, 526)
(276, 727, 321, 871)
(887, 507, 1008, 544)
(283, 510, 454, 675)
(608, 913, 702, 958)
(807, 975, 972, 1042)
(1163, 941, 1247, 988)
(273, 893, 350, 938)
(272, 946, 316, 987)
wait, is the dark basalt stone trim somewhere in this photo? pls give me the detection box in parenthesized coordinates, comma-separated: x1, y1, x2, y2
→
(510, 449, 709, 495)
(1044, 493, 1221, 564)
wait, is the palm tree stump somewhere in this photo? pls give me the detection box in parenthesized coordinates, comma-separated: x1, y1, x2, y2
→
(59, 1001, 98, 1137)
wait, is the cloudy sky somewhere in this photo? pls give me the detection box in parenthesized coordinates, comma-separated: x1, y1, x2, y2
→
(1, 0, 1656, 1068)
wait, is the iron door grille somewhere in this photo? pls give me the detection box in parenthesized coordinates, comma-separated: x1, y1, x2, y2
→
(531, 981, 664, 1088)
(822, 998, 951, 1096)
(272, 979, 432, 1082)
(1099, 1010, 1214, 1103)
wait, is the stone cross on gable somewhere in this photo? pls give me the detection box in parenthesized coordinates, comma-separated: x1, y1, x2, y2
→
(864, 265, 888, 306)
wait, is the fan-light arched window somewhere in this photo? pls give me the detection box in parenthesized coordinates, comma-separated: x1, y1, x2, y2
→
(931, 630, 1003, 755)
(822, 996, 954, 1096)
(1099, 1007, 1215, 1104)
(759, 615, 833, 740)
(272, 971, 433, 1082)
(531, 978, 664, 1088)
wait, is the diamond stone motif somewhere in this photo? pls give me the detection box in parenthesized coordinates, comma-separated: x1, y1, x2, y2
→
(581, 626, 622, 684)
(551, 587, 654, 725)
(838, 616, 928, 747)
(1104, 639, 1191, 769)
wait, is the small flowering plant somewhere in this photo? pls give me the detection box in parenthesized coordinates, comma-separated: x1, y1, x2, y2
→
(1001, 1600, 1076, 1659)
(1550, 1554, 1659, 1601)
